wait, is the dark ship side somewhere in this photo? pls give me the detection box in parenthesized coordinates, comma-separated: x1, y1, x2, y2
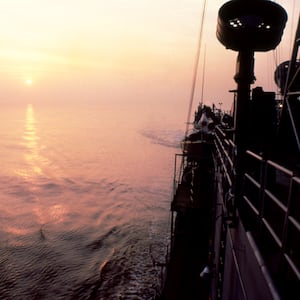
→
(160, 1, 299, 299)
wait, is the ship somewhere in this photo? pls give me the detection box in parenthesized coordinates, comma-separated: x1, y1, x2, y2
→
(159, 1, 299, 299)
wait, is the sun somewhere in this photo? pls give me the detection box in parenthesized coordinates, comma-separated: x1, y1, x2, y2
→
(25, 79, 32, 86)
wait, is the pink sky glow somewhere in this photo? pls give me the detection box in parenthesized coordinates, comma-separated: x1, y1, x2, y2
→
(0, 0, 298, 111)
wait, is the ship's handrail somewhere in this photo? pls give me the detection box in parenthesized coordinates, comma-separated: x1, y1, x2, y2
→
(243, 153, 300, 279)
(214, 126, 236, 215)
(214, 128, 234, 188)
(214, 124, 300, 297)
(173, 153, 185, 196)
(172, 146, 214, 197)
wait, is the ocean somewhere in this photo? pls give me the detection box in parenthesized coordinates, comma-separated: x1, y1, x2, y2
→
(0, 100, 184, 299)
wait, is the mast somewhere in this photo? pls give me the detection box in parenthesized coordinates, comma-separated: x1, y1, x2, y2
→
(216, 0, 287, 210)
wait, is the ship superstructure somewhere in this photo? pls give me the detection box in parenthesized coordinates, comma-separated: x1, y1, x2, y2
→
(161, 1, 300, 299)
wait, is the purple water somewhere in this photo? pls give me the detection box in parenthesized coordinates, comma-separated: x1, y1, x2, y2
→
(0, 101, 183, 299)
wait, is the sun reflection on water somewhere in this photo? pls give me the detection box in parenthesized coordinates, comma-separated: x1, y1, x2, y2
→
(34, 204, 67, 225)
(16, 104, 45, 178)
(12, 104, 68, 228)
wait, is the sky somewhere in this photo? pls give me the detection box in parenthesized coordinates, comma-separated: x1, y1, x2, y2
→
(0, 0, 299, 112)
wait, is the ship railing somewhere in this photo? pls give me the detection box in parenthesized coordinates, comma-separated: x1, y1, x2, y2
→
(214, 126, 235, 188)
(213, 124, 300, 297)
(242, 150, 300, 291)
(172, 153, 186, 196)
(170, 152, 187, 250)
(172, 149, 207, 192)
(171, 147, 214, 250)
(172, 144, 215, 200)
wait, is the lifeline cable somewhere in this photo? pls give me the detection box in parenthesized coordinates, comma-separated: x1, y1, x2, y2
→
(184, 0, 207, 138)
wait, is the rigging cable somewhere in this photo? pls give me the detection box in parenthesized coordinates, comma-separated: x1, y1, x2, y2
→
(184, 0, 207, 138)
(200, 45, 206, 106)
(289, 0, 296, 57)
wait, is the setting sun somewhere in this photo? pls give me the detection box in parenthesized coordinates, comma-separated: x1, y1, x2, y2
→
(25, 79, 32, 86)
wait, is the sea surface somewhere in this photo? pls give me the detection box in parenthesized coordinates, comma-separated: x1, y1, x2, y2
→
(0, 100, 184, 299)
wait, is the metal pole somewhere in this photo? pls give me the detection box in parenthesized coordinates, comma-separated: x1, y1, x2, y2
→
(233, 50, 255, 208)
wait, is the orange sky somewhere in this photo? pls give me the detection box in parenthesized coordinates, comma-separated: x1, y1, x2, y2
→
(0, 0, 299, 111)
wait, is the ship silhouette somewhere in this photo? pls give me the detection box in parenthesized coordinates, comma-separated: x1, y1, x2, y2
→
(160, 1, 299, 299)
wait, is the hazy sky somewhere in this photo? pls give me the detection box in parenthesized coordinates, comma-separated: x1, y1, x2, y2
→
(0, 0, 299, 111)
